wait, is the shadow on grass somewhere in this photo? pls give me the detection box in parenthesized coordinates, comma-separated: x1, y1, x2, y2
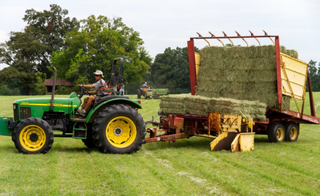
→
(0, 145, 18, 154)
(51, 147, 98, 153)
(144, 135, 272, 151)
(0, 144, 98, 154)
(1, 135, 272, 155)
(144, 137, 212, 151)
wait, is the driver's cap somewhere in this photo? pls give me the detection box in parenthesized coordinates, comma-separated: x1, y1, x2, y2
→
(93, 70, 104, 77)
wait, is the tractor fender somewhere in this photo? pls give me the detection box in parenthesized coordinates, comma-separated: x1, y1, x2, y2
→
(85, 98, 142, 123)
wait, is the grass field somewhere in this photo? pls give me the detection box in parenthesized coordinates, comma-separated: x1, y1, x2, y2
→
(0, 93, 320, 195)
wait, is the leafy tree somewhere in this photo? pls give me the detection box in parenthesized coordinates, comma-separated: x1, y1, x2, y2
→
(149, 47, 199, 94)
(308, 60, 320, 91)
(22, 4, 79, 77)
(0, 4, 79, 94)
(51, 15, 151, 85)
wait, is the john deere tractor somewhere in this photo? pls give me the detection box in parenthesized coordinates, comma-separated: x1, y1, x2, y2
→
(137, 85, 169, 99)
(0, 57, 146, 154)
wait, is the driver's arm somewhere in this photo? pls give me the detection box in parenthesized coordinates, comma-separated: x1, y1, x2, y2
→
(77, 84, 97, 95)
(78, 84, 95, 88)
(89, 90, 98, 94)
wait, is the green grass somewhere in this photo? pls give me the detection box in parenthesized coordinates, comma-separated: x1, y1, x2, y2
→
(1, 93, 320, 195)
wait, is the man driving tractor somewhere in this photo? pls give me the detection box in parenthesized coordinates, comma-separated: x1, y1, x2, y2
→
(77, 70, 108, 116)
(142, 82, 148, 88)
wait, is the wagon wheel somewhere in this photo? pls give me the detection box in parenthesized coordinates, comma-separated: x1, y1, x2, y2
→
(92, 104, 146, 154)
(268, 122, 285, 142)
(285, 122, 299, 142)
(12, 117, 54, 154)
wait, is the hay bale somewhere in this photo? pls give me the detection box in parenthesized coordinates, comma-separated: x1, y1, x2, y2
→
(159, 94, 267, 120)
(197, 45, 295, 110)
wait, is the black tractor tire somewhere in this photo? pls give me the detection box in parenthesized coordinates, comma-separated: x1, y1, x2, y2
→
(285, 122, 299, 142)
(137, 89, 141, 99)
(268, 122, 285, 143)
(82, 124, 96, 148)
(12, 117, 54, 154)
(92, 104, 146, 154)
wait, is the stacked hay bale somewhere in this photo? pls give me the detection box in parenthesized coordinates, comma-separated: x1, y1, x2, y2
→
(196, 45, 296, 109)
(158, 45, 297, 121)
(159, 94, 267, 121)
(159, 94, 186, 114)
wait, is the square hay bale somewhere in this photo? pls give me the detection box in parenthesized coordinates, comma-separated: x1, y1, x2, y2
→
(159, 94, 267, 120)
(197, 45, 294, 111)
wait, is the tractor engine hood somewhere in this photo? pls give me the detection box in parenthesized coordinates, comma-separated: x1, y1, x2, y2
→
(13, 93, 81, 120)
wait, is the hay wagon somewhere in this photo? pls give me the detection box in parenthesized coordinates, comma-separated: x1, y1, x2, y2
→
(145, 31, 320, 152)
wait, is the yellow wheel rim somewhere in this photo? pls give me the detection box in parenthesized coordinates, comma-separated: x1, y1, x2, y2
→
(19, 125, 46, 152)
(276, 127, 285, 141)
(289, 127, 298, 140)
(106, 116, 137, 148)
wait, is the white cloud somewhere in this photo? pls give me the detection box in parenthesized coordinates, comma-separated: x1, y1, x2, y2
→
(0, 0, 319, 63)
(0, 31, 9, 43)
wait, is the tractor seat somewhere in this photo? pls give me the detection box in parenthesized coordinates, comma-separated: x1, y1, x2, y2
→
(94, 95, 129, 107)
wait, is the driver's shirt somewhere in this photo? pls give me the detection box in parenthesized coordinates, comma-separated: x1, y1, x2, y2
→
(93, 79, 107, 96)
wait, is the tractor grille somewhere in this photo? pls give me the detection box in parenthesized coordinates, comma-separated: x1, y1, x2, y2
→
(20, 107, 31, 120)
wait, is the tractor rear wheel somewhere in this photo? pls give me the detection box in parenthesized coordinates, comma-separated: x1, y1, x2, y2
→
(285, 122, 299, 142)
(12, 117, 54, 154)
(92, 104, 146, 154)
(137, 89, 141, 99)
(268, 122, 285, 142)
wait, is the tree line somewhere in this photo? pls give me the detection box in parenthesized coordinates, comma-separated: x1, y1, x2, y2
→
(308, 60, 320, 91)
(0, 4, 151, 95)
(0, 4, 319, 96)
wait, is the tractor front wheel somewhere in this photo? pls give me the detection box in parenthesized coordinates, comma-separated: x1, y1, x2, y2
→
(12, 117, 54, 154)
(92, 104, 146, 154)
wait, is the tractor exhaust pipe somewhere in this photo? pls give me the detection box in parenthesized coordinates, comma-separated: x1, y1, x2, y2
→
(50, 66, 57, 112)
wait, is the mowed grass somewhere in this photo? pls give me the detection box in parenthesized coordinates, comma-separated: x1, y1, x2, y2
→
(0, 93, 320, 195)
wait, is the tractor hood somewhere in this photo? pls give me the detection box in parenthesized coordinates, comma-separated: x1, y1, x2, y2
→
(13, 92, 81, 120)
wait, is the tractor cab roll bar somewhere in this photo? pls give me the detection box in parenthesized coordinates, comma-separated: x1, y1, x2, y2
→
(110, 57, 124, 91)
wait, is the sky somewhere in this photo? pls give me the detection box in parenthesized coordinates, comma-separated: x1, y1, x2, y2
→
(0, 0, 319, 70)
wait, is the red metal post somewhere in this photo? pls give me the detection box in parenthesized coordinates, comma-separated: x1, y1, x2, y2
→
(187, 39, 197, 95)
(275, 36, 282, 110)
(307, 71, 316, 117)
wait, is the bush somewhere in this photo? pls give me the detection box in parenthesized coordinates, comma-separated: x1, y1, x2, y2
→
(0, 84, 21, 95)
(35, 80, 47, 95)
(55, 85, 76, 95)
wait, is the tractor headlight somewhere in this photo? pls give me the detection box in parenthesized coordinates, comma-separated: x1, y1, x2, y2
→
(13, 104, 17, 110)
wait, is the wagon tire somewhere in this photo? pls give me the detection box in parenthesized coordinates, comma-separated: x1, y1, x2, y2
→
(92, 104, 146, 154)
(12, 117, 54, 154)
(268, 122, 285, 143)
(285, 122, 299, 142)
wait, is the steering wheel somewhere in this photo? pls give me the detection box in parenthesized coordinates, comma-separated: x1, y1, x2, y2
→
(78, 86, 91, 99)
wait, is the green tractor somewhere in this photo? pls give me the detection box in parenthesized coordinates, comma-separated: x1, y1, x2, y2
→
(137, 85, 169, 99)
(0, 58, 146, 154)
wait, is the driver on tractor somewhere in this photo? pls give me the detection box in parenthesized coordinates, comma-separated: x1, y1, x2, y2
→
(77, 70, 108, 116)
(142, 82, 148, 88)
